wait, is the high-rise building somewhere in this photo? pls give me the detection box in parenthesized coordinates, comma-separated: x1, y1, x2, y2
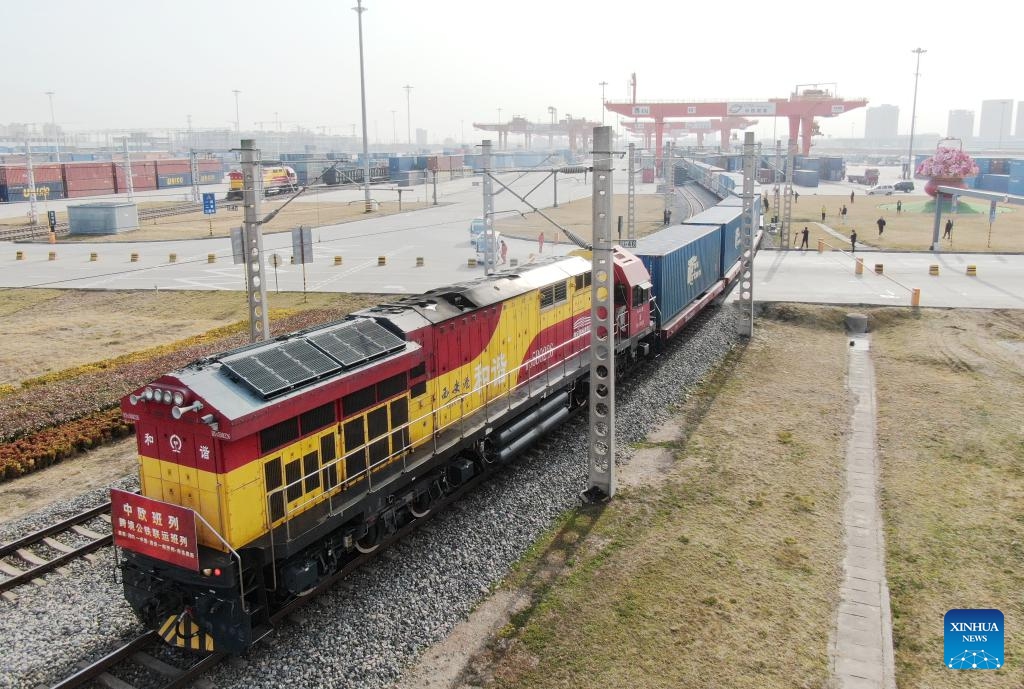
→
(864, 104, 899, 139)
(947, 110, 974, 140)
(1016, 102, 1024, 138)
(979, 100, 1013, 141)
(415, 128, 427, 147)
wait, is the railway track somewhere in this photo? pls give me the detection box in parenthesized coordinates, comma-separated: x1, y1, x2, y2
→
(48, 631, 224, 689)
(0, 502, 113, 595)
(43, 468, 487, 689)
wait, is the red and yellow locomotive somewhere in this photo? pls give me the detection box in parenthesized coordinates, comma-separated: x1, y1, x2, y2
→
(116, 251, 654, 652)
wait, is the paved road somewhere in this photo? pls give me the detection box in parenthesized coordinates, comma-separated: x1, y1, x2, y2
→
(748, 249, 1024, 308)
(2, 166, 1020, 309)
(0, 170, 652, 294)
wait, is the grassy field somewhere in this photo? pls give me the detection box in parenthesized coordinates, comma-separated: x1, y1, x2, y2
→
(786, 193, 1024, 253)
(456, 306, 1022, 688)
(0, 290, 385, 385)
(464, 307, 851, 688)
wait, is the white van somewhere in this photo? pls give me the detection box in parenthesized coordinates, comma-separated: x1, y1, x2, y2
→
(866, 184, 895, 196)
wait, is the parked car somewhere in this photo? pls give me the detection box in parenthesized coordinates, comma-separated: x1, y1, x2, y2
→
(893, 181, 915, 192)
(866, 184, 895, 196)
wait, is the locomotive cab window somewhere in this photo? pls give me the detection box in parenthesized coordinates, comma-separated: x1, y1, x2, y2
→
(574, 272, 592, 290)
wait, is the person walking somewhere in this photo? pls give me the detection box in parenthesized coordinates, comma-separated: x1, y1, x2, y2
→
(800, 226, 810, 249)
(896, 199, 902, 214)
(850, 229, 858, 253)
(538, 231, 545, 253)
(821, 205, 827, 222)
(840, 204, 848, 225)
(943, 218, 953, 240)
(499, 239, 508, 265)
(877, 216, 886, 236)
(794, 191, 799, 203)
(850, 190, 855, 204)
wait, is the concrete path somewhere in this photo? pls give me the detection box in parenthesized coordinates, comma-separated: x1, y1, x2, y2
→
(831, 334, 896, 689)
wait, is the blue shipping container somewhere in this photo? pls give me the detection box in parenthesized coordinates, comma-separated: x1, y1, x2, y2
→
(684, 204, 745, 275)
(1, 182, 66, 202)
(634, 224, 722, 327)
(793, 169, 819, 187)
(979, 174, 1009, 193)
(1008, 177, 1024, 196)
(157, 173, 192, 188)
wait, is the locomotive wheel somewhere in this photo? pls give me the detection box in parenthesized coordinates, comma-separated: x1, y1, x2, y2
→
(409, 493, 432, 519)
(355, 523, 382, 554)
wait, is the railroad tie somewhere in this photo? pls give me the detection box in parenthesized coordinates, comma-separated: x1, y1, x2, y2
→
(132, 651, 184, 679)
(72, 524, 104, 540)
(96, 671, 136, 689)
(15, 548, 48, 567)
(43, 537, 76, 554)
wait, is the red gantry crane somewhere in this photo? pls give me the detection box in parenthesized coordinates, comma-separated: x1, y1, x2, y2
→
(605, 83, 867, 161)
(621, 117, 758, 149)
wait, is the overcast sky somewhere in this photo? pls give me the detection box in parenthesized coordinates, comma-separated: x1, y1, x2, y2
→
(3, 0, 1019, 145)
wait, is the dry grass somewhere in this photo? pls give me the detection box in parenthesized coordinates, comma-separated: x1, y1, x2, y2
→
(495, 194, 667, 244)
(0, 290, 384, 386)
(468, 313, 849, 688)
(786, 194, 1024, 253)
(872, 308, 1024, 687)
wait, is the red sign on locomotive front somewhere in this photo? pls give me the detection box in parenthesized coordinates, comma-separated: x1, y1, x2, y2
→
(110, 488, 199, 571)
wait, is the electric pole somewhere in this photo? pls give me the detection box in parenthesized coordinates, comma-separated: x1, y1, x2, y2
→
(45, 91, 60, 163)
(122, 137, 135, 202)
(907, 48, 927, 180)
(354, 0, 373, 212)
(586, 125, 616, 500)
(239, 139, 271, 343)
(25, 140, 39, 225)
(404, 84, 413, 145)
(598, 81, 608, 124)
(481, 139, 495, 272)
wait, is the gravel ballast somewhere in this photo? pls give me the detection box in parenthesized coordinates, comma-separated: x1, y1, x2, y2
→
(0, 307, 739, 689)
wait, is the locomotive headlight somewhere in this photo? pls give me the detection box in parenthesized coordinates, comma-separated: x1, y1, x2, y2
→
(143, 387, 154, 401)
(162, 390, 173, 404)
(173, 391, 185, 406)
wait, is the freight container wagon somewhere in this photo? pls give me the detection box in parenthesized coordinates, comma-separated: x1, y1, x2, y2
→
(633, 224, 723, 335)
(683, 204, 745, 277)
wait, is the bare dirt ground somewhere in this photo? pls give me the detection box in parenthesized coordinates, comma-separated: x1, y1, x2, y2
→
(786, 193, 1024, 253)
(9, 194, 429, 243)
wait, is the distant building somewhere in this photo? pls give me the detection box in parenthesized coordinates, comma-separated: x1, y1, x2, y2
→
(1017, 102, 1024, 138)
(864, 105, 899, 139)
(947, 110, 974, 140)
(979, 99, 1013, 142)
(415, 128, 428, 147)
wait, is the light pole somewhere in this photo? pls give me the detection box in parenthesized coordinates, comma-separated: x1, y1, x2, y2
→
(391, 110, 397, 145)
(497, 107, 502, 123)
(403, 84, 413, 145)
(599, 80, 608, 124)
(232, 89, 241, 137)
(906, 47, 926, 180)
(354, 0, 372, 212)
(45, 91, 59, 163)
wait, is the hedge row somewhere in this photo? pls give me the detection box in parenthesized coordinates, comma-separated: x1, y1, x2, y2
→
(0, 306, 359, 483)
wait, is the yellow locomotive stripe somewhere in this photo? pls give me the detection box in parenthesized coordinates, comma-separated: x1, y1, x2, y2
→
(136, 277, 593, 552)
